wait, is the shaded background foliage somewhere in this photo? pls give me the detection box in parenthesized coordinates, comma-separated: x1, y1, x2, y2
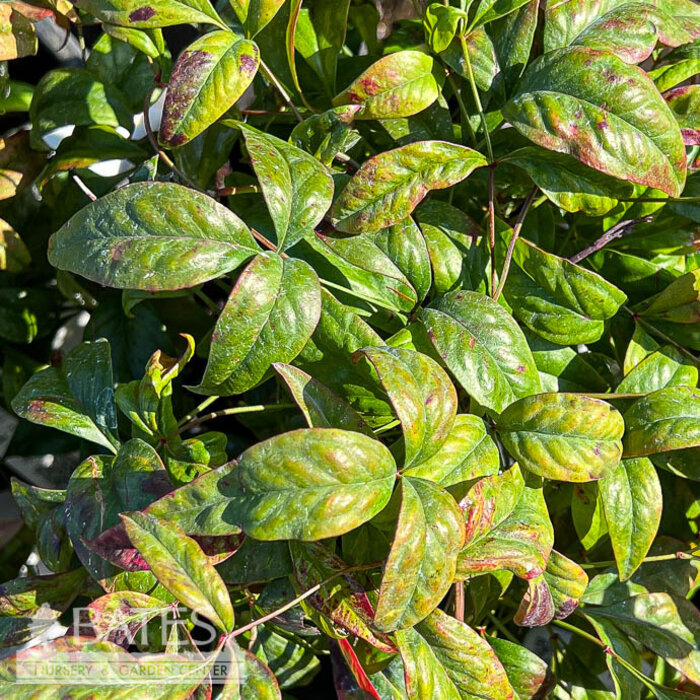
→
(1, 0, 700, 698)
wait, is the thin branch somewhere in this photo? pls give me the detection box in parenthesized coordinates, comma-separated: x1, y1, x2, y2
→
(71, 174, 97, 201)
(459, 34, 493, 162)
(625, 308, 700, 367)
(217, 185, 260, 197)
(494, 186, 538, 301)
(226, 562, 382, 640)
(580, 547, 700, 570)
(488, 165, 497, 298)
(177, 395, 219, 428)
(446, 72, 477, 148)
(569, 216, 653, 264)
(454, 582, 465, 622)
(179, 404, 296, 433)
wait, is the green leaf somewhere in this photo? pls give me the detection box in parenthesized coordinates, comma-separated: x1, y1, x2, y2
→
(496, 227, 628, 345)
(470, 0, 532, 29)
(572, 482, 608, 550)
(230, 0, 285, 37)
(374, 477, 464, 631)
(623, 386, 700, 457)
(122, 511, 234, 632)
(289, 105, 361, 166)
(29, 68, 133, 150)
(640, 269, 700, 324)
(403, 413, 500, 487)
(616, 347, 698, 394)
(421, 290, 541, 414)
(487, 635, 553, 700)
(235, 122, 334, 250)
(505, 146, 634, 215)
(331, 141, 487, 233)
(65, 440, 172, 589)
(503, 46, 687, 197)
(293, 231, 418, 313)
(395, 608, 515, 699)
(424, 4, 468, 54)
(599, 457, 662, 581)
(497, 393, 625, 482)
(0, 570, 86, 648)
(196, 252, 321, 395)
(75, 0, 226, 28)
(48, 182, 258, 291)
(294, 0, 350, 96)
(333, 50, 442, 119)
(357, 346, 457, 468)
(218, 539, 292, 585)
(457, 466, 553, 580)
(232, 428, 396, 540)
(11, 340, 118, 451)
(666, 84, 700, 144)
(159, 32, 258, 147)
(273, 362, 370, 433)
(587, 591, 700, 685)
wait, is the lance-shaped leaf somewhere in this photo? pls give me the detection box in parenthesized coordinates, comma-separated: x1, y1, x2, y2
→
(333, 50, 442, 119)
(357, 346, 457, 469)
(293, 232, 418, 313)
(235, 122, 334, 250)
(273, 362, 370, 434)
(196, 252, 321, 395)
(395, 608, 515, 699)
(470, 0, 532, 28)
(503, 47, 687, 197)
(331, 141, 487, 233)
(12, 340, 118, 451)
(232, 428, 396, 540)
(587, 592, 700, 685)
(403, 414, 500, 487)
(623, 386, 700, 457)
(374, 477, 465, 631)
(122, 512, 234, 632)
(505, 146, 634, 216)
(65, 440, 172, 589)
(49, 182, 258, 291)
(289, 541, 395, 652)
(84, 591, 172, 646)
(513, 575, 554, 627)
(0, 570, 86, 648)
(230, 0, 285, 37)
(488, 636, 553, 700)
(496, 228, 627, 345)
(599, 458, 662, 580)
(75, 0, 227, 28)
(159, 32, 259, 147)
(496, 393, 624, 482)
(421, 290, 541, 414)
(640, 269, 700, 324)
(220, 640, 282, 699)
(457, 466, 553, 580)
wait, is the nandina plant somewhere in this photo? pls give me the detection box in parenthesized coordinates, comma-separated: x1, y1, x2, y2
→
(1, 0, 700, 697)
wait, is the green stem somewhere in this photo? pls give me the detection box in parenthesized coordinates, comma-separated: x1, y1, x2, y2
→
(194, 289, 220, 314)
(374, 418, 401, 435)
(259, 59, 304, 122)
(177, 395, 219, 428)
(217, 184, 259, 197)
(179, 404, 296, 433)
(626, 309, 700, 367)
(494, 186, 537, 302)
(459, 34, 493, 162)
(579, 392, 647, 400)
(488, 166, 497, 298)
(487, 612, 520, 645)
(446, 72, 477, 148)
(580, 546, 700, 570)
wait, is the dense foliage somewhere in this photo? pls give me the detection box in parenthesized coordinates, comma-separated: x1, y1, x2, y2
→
(1, 0, 700, 697)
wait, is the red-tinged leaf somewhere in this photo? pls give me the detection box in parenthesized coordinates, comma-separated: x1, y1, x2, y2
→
(289, 541, 396, 653)
(543, 550, 588, 621)
(219, 640, 282, 699)
(665, 84, 700, 145)
(504, 47, 687, 197)
(513, 575, 555, 627)
(332, 639, 381, 700)
(122, 512, 235, 633)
